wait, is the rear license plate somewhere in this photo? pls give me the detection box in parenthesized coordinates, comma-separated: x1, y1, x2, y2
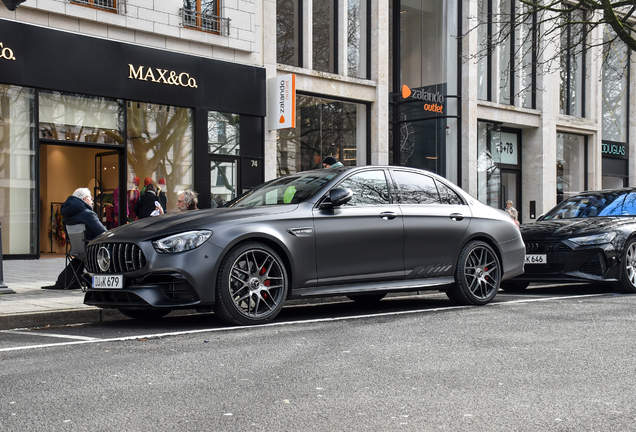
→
(525, 254, 547, 264)
(92, 275, 124, 289)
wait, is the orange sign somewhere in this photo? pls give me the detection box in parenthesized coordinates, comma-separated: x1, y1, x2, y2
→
(401, 84, 444, 114)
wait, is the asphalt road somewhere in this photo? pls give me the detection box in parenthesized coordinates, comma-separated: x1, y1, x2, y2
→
(1, 285, 636, 431)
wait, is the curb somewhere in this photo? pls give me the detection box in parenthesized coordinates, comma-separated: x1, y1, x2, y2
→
(0, 308, 128, 330)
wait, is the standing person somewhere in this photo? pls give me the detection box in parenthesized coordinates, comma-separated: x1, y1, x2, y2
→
(505, 200, 519, 225)
(322, 156, 344, 168)
(42, 188, 106, 290)
(177, 190, 199, 211)
(157, 178, 168, 213)
(127, 176, 141, 221)
(135, 183, 164, 219)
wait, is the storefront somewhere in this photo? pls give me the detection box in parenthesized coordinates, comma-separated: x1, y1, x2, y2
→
(0, 19, 266, 258)
(476, 122, 523, 221)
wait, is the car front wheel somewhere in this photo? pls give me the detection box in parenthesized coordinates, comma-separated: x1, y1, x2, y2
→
(617, 238, 636, 293)
(214, 242, 289, 325)
(447, 240, 501, 305)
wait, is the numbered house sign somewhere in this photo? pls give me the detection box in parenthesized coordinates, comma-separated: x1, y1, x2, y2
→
(498, 132, 519, 165)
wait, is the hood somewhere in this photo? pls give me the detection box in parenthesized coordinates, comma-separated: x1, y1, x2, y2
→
(520, 217, 635, 240)
(95, 205, 299, 242)
(61, 196, 90, 218)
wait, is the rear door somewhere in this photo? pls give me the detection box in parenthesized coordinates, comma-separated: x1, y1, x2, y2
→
(313, 169, 404, 286)
(390, 169, 472, 279)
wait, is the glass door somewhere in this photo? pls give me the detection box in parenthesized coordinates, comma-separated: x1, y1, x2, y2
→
(210, 158, 237, 207)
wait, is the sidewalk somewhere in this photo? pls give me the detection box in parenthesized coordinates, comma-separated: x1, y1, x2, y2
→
(0, 256, 124, 330)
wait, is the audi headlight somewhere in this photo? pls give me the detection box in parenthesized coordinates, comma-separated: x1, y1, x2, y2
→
(152, 230, 212, 253)
(569, 232, 616, 245)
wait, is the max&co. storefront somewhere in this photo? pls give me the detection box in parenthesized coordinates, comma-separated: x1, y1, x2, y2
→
(0, 19, 266, 258)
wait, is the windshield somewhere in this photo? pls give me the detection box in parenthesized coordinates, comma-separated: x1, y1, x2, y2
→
(225, 171, 338, 208)
(542, 191, 636, 220)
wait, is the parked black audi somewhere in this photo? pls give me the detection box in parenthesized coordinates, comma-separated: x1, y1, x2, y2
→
(84, 166, 525, 325)
(507, 188, 636, 292)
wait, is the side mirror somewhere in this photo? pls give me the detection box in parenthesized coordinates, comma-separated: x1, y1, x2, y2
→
(320, 188, 353, 209)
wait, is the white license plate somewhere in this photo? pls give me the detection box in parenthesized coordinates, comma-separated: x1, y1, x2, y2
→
(525, 254, 547, 264)
(92, 275, 124, 289)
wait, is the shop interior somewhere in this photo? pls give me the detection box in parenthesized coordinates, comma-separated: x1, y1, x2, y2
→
(40, 144, 120, 255)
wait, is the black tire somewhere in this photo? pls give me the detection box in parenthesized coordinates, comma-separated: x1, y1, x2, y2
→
(446, 240, 501, 305)
(346, 292, 387, 303)
(118, 308, 171, 320)
(214, 242, 289, 325)
(500, 281, 530, 292)
(617, 238, 636, 293)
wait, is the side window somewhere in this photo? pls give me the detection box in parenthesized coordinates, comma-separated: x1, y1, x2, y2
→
(338, 170, 390, 206)
(435, 180, 463, 205)
(392, 171, 440, 204)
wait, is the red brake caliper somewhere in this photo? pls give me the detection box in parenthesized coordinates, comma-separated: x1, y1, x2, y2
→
(260, 266, 270, 297)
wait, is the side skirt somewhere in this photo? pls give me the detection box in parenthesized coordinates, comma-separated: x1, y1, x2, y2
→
(291, 277, 455, 298)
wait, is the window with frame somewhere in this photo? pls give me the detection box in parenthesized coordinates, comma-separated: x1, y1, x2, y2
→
(477, 0, 536, 108)
(71, 0, 118, 13)
(338, 170, 390, 206)
(276, 0, 370, 78)
(183, 0, 224, 34)
(559, 10, 586, 117)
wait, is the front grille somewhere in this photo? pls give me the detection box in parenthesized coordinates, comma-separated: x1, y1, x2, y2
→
(524, 241, 571, 273)
(86, 243, 146, 274)
(580, 254, 604, 276)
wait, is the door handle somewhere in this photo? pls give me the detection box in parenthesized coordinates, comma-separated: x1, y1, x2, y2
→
(449, 213, 464, 221)
(379, 211, 397, 220)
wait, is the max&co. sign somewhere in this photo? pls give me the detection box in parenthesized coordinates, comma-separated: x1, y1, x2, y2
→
(401, 84, 444, 114)
(0, 42, 16, 61)
(128, 64, 198, 88)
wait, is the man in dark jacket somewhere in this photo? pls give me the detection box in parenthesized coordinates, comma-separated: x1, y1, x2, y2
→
(135, 183, 164, 218)
(42, 188, 107, 290)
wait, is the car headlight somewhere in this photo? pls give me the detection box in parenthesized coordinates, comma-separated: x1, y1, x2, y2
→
(152, 230, 212, 253)
(569, 232, 616, 245)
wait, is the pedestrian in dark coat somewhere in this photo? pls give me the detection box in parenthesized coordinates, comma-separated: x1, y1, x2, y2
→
(135, 184, 164, 218)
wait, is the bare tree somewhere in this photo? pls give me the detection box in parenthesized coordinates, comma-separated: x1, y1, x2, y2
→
(464, 0, 635, 83)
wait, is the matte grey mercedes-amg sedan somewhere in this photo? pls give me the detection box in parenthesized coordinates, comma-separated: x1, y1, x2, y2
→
(84, 166, 525, 325)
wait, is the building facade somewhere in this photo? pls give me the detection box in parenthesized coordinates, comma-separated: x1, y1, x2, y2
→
(1, 0, 635, 258)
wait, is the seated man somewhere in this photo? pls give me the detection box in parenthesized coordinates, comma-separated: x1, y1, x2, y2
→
(42, 188, 107, 290)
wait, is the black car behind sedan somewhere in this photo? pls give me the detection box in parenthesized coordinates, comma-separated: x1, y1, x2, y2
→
(84, 166, 525, 325)
(509, 188, 636, 292)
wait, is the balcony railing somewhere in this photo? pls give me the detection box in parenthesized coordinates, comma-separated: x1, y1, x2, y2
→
(70, 0, 126, 14)
(180, 8, 230, 36)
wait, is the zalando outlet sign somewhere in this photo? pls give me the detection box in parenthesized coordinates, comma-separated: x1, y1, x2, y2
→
(402, 84, 444, 114)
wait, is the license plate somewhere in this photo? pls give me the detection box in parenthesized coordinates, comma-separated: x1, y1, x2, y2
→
(92, 275, 124, 289)
(525, 254, 547, 264)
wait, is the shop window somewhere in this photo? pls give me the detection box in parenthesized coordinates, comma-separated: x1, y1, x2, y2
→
(70, 0, 120, 13)
(477, 121, 502, 208)
(39, 92, 124, 145)
(276, 94, 367, 176)
(476, 0, 536, 108)
(390, 0, 460, 183)
(208, 111, 239, 156)
(557, 133, 587, 203)
(0, 85, 36, 255)
(181, 0, 230, 35)
(127, 103, 193, 217)
(559, 10, 586, 117)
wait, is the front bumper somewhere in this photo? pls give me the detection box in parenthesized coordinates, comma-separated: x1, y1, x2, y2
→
(513, 239, 621, 283)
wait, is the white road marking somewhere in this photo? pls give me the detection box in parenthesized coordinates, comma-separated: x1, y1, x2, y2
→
(0, 293, 616, 353)
(0, 330, 99, 341)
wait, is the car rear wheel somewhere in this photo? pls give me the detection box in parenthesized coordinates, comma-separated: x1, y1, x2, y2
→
(118, 308, 171, 320)
(346, 293, 387, 303)
(618, 238, 636, 293)
(214, 242, 289, 325)
(447, 240, 501, 305)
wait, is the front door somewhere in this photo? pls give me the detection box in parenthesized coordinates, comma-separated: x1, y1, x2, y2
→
(210, 158, 238, 207)
(500, 169, 521, 223)
(313, 169, 404, 286)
